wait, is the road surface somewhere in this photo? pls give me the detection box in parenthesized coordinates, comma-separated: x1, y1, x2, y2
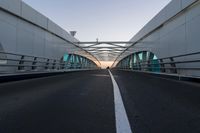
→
(0, 70, 199, 133)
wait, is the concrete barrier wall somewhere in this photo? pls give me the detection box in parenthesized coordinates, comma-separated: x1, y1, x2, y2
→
(116, 0, 200, 77)
(0, 0, 98, 71)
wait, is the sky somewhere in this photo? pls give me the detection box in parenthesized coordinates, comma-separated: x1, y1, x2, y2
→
(23, 0, 171, 42)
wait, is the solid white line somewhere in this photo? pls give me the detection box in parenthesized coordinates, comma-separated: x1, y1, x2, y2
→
(108, 70, 133, 133)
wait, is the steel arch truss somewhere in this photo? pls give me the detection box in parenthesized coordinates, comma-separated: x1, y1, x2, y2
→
(74, 41, 134, 61)
(63, 54, 98, 69)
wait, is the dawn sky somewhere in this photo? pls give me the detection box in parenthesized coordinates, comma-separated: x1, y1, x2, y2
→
(23, 0, 171, 42)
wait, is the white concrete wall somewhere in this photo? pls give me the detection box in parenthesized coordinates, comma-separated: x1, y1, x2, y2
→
(117, 0, 200, 77)
(0, 0, 98, 72)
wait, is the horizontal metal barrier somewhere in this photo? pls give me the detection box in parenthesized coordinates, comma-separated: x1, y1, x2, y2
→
(115, 51, 200, 77)
(0, 51, 98, 74)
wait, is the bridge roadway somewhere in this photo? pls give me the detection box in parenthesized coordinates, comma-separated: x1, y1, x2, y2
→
(0, 70, 200, 133)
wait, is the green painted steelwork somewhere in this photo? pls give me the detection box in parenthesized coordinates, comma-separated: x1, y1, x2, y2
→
(63, 53, 97, 69)
(116, 51, 160, 72)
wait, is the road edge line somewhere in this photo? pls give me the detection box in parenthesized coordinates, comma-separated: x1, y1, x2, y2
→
(108, 70, 133, 133)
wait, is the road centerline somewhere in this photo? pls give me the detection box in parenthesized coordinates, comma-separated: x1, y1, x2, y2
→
(108, 70, 133, 133)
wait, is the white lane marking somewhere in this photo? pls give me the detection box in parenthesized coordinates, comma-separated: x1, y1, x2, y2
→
(108, 70, 133, 133)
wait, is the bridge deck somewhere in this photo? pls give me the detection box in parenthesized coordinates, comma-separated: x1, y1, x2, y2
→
(0, 70, 199, 133)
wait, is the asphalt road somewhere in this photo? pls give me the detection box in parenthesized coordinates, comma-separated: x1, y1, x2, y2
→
(112, 70, 200, 133)
(0, 70, 199, 133)
(0, 70, 115, 133)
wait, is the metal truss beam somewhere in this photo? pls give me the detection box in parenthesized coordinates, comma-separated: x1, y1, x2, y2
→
(75, 41, 135, 44)
(82, 46, 127, 49)
(87, 50, 124, 52)
(72, 41, 137, 64)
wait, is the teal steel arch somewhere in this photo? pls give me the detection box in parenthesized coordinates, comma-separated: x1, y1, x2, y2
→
(116, 51, 160, 72)
(63, 53, 98, 69)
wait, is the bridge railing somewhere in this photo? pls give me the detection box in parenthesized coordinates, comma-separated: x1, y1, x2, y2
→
(116, 52, 200, 77)
(0, 51, 97, 74)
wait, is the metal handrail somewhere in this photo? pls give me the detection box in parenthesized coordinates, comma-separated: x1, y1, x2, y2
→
(0, 58, 67, 65)
(136, 59, 200, 66)
(116, 51, 200, 76)
(0, 51, 97, 74)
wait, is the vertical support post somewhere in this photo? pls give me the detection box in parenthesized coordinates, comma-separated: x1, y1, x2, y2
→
(60, 57, 64, 70)
(18, 55, 25, 70)
(128, 56, 131, 69)
(148, 53, 154, 72)
(77, 56, 82, 69)
(159, 59, 165, 73)
(142, 51, 147, 71)
(32, 57, 37, 70)
(170, 57, 177, 73)
(45, 59, 50, 70)
(132, 54, 136, 70)
(52, 60, 56, 70)
(135, 53, 141, 70)
(66, 54, 72, 69)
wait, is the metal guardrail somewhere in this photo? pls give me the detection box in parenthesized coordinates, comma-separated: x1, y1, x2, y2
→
(0, 51, 97, 74)
(116, 51, 200, 76)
